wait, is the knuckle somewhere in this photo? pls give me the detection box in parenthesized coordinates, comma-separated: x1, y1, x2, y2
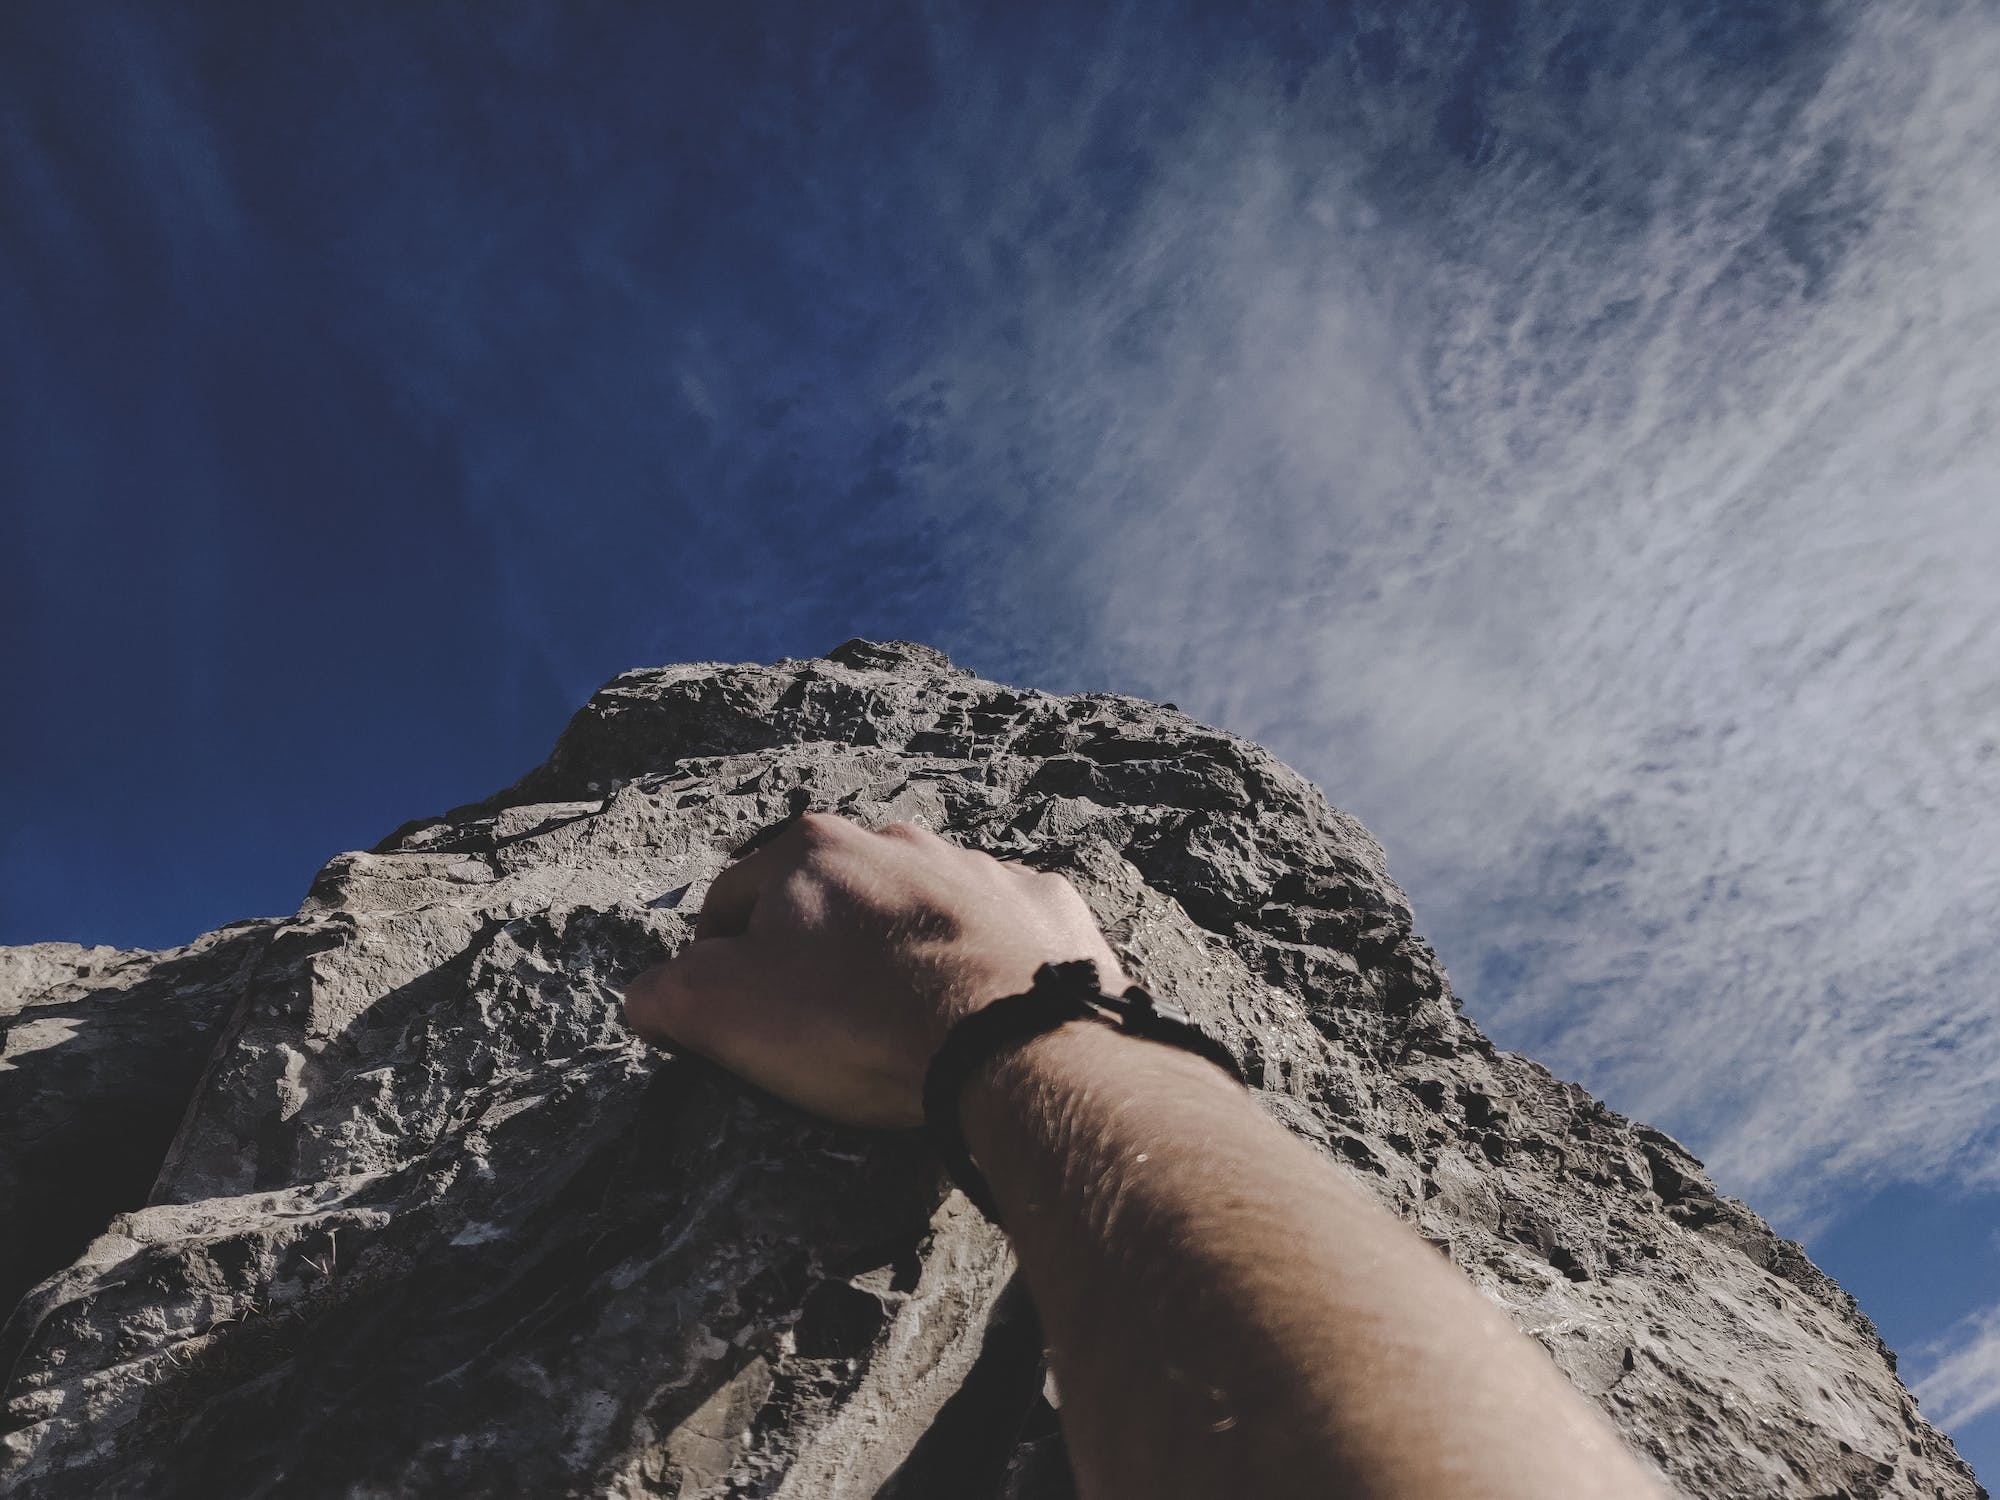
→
(787, 811, 855, 852)
(1040, 871, 1092, 910)
(620, 963, 679, 1031)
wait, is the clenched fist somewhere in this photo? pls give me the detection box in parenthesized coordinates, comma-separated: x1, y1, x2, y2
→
(621, 812, 1128, 1129)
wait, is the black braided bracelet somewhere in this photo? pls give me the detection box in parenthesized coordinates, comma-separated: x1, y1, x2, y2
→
(921, 958, 1247, 1224)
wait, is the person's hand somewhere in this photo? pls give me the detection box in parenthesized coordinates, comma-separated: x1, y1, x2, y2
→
(621, 812, 1128, 1129)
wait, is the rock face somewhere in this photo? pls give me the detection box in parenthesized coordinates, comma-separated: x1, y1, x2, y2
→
(0, 640, 1983, 1499)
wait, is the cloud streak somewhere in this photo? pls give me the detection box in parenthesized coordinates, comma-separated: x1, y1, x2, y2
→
(38, 0, 1986, 1228)
(880, 0, 2000, 1223)
(1920, 1305, 2000, 1432)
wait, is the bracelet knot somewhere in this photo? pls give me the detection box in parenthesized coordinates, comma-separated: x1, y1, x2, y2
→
(920, 959, 1245, 1224)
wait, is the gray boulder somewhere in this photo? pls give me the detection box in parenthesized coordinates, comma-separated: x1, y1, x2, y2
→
(0, 640, 1983, 1498)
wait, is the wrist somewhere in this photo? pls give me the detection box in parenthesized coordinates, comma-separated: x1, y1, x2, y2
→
(958, 1019, 1118, 1151)
(957, 1021, 1244, 1216)
(924, 959, 1246, 1224)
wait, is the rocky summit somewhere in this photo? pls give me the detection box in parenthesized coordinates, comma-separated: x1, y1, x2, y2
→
(0, 640, 1983, 1499)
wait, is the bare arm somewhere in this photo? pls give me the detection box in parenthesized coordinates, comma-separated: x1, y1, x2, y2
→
(963, 1025, 1659, 1497)
(623, 813, 1666, 1499)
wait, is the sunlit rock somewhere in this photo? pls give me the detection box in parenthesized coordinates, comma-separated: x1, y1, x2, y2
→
(0, 641, 1981, 1497)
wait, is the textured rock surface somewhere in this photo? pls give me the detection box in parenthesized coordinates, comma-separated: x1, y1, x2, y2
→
(0, 639, 1984, 1498)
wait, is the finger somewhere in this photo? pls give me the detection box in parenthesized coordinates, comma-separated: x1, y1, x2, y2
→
(622, 935, 762, 1052)
(624, 939, 859, 1114)
(694, 844, 788, 940)
(696, 812, 859, 939)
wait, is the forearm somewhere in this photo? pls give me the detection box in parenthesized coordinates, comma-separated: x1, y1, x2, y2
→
(962, 1023, 1665, 1500)
(623, 817, 1663, 1496)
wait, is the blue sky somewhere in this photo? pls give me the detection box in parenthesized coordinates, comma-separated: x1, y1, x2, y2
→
(4, 0, 1996, 1478)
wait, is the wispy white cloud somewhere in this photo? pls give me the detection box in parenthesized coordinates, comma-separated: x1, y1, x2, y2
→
(894, 0, 2000, 1223)
(230, 0, 1994, 1227)
(17, 0, 1989, 1233)
(1919, 1305, 2000, 1431)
